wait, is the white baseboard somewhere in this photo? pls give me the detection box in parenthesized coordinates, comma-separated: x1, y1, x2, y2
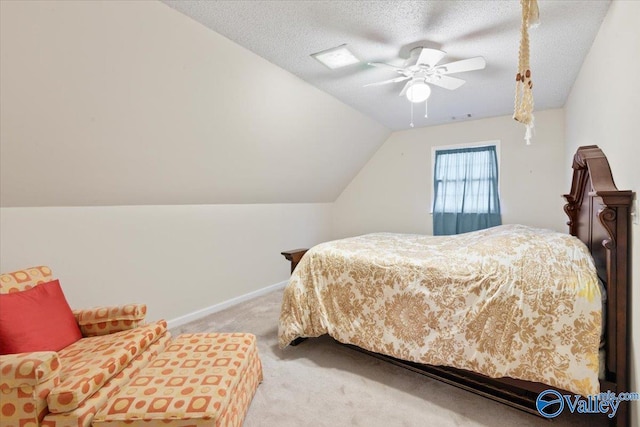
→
(166, 280, 288, 330)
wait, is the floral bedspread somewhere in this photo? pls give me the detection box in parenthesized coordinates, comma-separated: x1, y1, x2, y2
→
(278, 224, 601, 396)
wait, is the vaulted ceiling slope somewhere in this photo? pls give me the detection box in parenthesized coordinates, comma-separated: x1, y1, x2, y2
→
(0, 1, 390, 207)
(163, 0, 610, 130)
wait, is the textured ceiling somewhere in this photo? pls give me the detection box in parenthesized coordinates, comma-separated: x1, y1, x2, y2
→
(162, 0, 610, 131)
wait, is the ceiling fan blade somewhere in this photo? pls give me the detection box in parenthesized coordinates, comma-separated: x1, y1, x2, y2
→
(438, 57, 486, 75)
(367, 62, 404, 71)
(426, 75, 466, 90)
(399, 80, 413, 97)
(363, 76, 410, 87)
(416, 48, 446, 67)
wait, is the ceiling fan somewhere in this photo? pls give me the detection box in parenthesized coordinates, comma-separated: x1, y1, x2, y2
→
(365, 47, 486, 126)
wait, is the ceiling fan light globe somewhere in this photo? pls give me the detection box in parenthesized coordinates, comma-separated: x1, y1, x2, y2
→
(406, 82, 431, 103)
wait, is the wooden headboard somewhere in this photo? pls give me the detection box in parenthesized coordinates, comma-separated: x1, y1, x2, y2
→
(563, 145, 633, 426)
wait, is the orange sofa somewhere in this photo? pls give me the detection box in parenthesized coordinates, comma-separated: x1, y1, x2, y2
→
(0, 266, 262, 427)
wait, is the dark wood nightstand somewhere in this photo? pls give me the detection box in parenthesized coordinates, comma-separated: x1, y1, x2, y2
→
(280, 248, 308, 274)
(281, 248, 310, 347)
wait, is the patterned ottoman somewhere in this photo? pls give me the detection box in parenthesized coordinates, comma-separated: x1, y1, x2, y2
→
(92, 333, 262, 427)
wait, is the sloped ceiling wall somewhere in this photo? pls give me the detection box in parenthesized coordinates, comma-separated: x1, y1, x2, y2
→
(0, 1, 390, 207)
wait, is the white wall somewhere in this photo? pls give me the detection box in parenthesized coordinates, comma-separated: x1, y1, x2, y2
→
(0, 1, 378, 327)
(564, 0, 640, 423)
(0, 203, 332, 324)
(0, 0, 389, 207)
(332, 109, 567, 238)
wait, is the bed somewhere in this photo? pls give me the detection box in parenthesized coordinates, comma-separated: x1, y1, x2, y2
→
(278, 145, 633, 427)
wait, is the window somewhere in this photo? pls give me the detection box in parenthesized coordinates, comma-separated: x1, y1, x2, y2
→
(432, 144, 501, 235)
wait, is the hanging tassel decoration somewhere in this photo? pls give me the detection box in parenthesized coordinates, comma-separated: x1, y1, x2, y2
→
(524, 116, 535, 145)
(513, 0, 539, 145)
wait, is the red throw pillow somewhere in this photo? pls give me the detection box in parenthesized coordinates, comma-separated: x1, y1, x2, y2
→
(0, 279, 83, 354)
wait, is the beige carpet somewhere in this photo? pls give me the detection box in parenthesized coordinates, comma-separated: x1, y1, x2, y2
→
(170, 288, 608, 427)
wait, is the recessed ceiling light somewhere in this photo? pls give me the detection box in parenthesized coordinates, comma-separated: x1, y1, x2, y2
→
(311, 44, 360, 69)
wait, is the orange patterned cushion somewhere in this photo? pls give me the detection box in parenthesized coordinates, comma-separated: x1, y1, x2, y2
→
(47, 320, 167, 414)
(0, 266, 53, 294)
(73, 304, 147, 337)
(42, 333, 171, 427)
(93, 333, 263, 427)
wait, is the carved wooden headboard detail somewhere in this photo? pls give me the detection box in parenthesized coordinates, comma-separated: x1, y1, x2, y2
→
(563, 145, 633, 427)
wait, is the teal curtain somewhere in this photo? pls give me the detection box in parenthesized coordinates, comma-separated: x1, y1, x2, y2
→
(433, 145, 501, 235)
